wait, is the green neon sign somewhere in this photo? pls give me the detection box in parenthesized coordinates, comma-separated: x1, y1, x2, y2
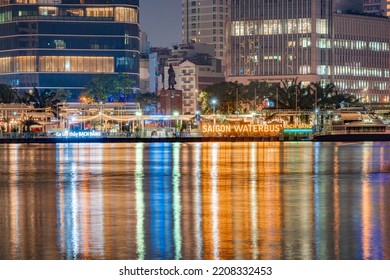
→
(283, 128, 313, 134)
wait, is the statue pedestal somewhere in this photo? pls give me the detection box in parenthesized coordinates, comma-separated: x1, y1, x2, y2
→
(159, 89, 182, 115)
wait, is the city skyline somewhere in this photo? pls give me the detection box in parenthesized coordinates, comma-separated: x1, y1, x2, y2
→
(140, 0, 181, 48)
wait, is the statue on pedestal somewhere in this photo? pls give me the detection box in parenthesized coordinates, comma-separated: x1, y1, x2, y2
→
(168, 64, 176, 90)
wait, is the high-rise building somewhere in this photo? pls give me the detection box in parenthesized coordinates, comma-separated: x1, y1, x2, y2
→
(228, 0, 390, 103)
(182, 0, 229, 65)
(0, 0, 140, 97)
(363, 0, 390, 16)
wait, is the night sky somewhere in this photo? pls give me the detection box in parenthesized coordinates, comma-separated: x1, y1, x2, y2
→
(140, 0, 182, 48)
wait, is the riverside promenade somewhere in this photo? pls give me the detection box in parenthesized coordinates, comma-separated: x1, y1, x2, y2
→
(0, 134, 293, 144)
(0, 129, 312, 143)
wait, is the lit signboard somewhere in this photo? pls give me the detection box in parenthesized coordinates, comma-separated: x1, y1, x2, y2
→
(55, 131, 102, 138)
(201, 124, 282, 135)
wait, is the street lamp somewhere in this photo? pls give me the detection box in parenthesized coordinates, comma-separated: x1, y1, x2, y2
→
(211, 99, 217, 125)
(173, 111, 179, 135)
(135, 110, 142, 137)
(212, 99, 217, 115)
(194, 89, 198, 113)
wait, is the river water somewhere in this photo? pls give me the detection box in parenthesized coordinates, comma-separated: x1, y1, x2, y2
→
(0, 142, 389, 260)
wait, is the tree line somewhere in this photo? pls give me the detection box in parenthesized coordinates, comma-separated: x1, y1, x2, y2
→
(0, 73, 159, 113)
(1, 75, 360, 116)
(199, 79, 360, 114)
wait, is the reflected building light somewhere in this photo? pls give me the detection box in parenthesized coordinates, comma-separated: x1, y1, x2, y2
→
(194, 143, 203, 259)
(56, 146, 80, 259)
(70, 161, 79, 260)
(90, 144, 105, 258)
(211, 143, 220, 259)
(172, 143, 182, 260)
(135, 143, 145, 260)
(333, 146, 340, 259)
(362, 144, 373, 259)
(313, 142, 321, 259)
(9, 146, 21, 258)
(379, 146, 387, 259)
(56, 146, 66, 257)
(250, 143, 259, 259)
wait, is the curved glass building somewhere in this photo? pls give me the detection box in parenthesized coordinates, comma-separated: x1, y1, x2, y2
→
(0, 0, 139, 96)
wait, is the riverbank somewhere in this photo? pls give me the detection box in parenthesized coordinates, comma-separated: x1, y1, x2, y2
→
(0, 135, 298, 144)
(313, 133, 390, 142)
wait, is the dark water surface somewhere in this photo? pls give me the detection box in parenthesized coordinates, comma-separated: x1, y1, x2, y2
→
(0, 142, 390, 260)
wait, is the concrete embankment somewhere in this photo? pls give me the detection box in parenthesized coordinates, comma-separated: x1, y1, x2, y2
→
(0, 135, 310, 144)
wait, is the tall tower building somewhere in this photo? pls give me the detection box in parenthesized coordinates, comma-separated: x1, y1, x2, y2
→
(182, 0, 229, 64)
(363, 0, 390, 16)
(228, 0, 390, 103)
(0, 0, 140, 96)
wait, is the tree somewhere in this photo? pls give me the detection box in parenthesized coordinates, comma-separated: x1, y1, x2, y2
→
(82, 73, 136, 102)
(199, 81, 244, 114)
(21, 117, 39, 132)
(0, 84, 20, 103)
(25, 88, 70, 108)
(310, 82, 358, 109)
(244, 80, 272, 111)
(135, 92, 159, 114)
(268, 78, 302, 109)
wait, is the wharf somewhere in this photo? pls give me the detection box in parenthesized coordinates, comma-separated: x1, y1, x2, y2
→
(0, 135, 308, 144)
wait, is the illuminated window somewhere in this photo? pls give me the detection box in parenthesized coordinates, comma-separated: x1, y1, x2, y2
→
(54, 40, 66, 49)
(39, 6, 58, 16)
(0, 56, 36, 73)
(39, 56, 114, 73)
(316, 19, 328, 34)
(114, 7, 138, 23)
(86, 8, 113, 18)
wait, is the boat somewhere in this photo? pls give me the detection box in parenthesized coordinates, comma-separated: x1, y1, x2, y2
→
(313, 110, 390, 141)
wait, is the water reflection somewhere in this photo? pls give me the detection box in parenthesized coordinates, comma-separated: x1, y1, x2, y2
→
(1, 142, 390, 260)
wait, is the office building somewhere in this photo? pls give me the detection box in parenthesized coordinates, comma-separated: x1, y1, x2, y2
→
(228, 0, 390, 102)
(0, 0, 140, 97)
(363, 0, 390, 16)
(182, 0, 229, 65)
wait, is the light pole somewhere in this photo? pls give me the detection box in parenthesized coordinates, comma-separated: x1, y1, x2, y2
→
(254, 87, 257, 112)
(314, 87, 318, 133)
(135, 110, 142, 137)
(295, 85, 298, 126)
(195, 89, 198, 113)
(236, 87, 239, 115)
(211, 99, 217, 125)
(173, 111, 179, 136)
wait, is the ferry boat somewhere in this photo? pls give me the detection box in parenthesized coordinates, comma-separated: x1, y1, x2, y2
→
(313, 110, 390, 141)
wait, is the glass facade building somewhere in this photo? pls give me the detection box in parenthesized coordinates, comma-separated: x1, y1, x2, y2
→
(228, 0, 390, 103)
(0, 0, 139, 96)
(182, 0, 229, 64)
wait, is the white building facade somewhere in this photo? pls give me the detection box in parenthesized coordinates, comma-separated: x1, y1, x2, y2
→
(363, 0, 390, 16)
(227, 0, 390, 103)
(182, 0, 229, 65)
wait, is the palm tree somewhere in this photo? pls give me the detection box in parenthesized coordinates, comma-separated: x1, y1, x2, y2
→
(21, 117, 39, 132)
(26, 88, 69, 108)
(268, 78, 302, 109)
(0, 84, 21, 103)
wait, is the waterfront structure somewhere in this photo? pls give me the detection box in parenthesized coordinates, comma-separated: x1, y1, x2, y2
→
(363, 0, 390, 16)
(0, 0, 140, 96)
(0, 103, 52, 132)
(227, 0, 390, 103)
(0, 102, 141, 132)
(164, 43, 225, 114)
(182, 0, 229, 65)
